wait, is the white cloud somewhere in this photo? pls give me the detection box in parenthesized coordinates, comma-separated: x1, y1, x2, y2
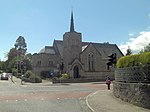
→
(128, 32, 134, 37)
(118, 31, 150, 55)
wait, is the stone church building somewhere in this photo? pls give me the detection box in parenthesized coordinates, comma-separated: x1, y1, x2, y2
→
(32, 12, 123, 80)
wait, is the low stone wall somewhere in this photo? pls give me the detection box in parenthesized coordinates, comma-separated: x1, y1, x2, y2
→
(84, 71, 114, 81)
(52, 78, 103, 83)
(115, 65, 150, 83)
(113, 81, 150, 109)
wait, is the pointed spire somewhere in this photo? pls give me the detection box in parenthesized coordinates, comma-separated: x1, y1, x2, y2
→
(70, 11, 75, 32)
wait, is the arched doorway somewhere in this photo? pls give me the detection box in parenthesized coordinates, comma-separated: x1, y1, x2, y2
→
(73, 65, 79, 78)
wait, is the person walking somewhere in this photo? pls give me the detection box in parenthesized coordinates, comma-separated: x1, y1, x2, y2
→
(106, 76, 111, 90)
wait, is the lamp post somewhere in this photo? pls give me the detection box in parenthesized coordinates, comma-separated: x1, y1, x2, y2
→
(60, 59, 64, 75)
(16, 49, 19, 78)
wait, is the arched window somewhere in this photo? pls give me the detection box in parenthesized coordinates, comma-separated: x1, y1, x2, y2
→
(37, 60, 41, 66)
(88, 53, 95, 71)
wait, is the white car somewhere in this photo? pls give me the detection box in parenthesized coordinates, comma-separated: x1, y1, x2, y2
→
(1, 73, 9, 80)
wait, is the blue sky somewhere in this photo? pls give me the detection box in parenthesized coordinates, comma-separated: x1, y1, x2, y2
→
(0, 0, 150, 60)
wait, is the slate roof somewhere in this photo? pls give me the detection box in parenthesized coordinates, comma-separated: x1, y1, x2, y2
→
(53, 40, 124, 58)
(38, 40, 123, 58)
(83, 42, 124, 58)
(39, 46, 55, 54)
(53, 40, 63, 57)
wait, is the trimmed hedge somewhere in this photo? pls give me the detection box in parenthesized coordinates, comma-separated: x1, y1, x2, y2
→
(117, 52, 150, 68)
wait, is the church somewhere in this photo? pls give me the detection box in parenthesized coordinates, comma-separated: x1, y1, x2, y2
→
(32, 12, 124, 81)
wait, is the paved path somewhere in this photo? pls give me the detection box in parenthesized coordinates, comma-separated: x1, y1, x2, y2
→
(11, 76, 150, 112)
(1, 77, 95, 112)
(87, 86, 150, 112)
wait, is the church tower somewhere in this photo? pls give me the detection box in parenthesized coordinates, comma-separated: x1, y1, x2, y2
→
(63, 11, 82, 73)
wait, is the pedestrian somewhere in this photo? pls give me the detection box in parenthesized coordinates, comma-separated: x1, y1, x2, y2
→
(106, 76, 111, 90)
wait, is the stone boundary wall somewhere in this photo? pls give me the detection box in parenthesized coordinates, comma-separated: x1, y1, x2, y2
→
(52, 71, 115, 83)
(84, 71, 114, 81)
(113, 81, 150, 109)
(52, 78, 103, 83)
(115, 65, 150, 83)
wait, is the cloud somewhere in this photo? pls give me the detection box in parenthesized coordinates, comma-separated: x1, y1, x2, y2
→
(118, 31, 150, 55)
(128, 32, 134, 37)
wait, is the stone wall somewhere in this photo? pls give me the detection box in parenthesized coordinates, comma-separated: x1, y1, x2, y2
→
(52, 78, 102, 83)
(84, 71, 114, 81)
(113, 81, 150, 109)
(114, 66, 150, 109)
(115, 66, 150, 83)
(52, 71, 115, 83)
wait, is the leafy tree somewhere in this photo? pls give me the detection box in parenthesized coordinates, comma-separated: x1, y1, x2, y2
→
(25, 53, 32, 62)
(15, 36, 27, 55)
(5, 36, 30, 73)
(0, 61, 6, 72)
(6, 54, 32, 73)
(22, 57, 32, 71)
(126, 46, 132, 55)
(5, 48, 22, 72)
(144, 43, 150, 52)
(7, 48, 17, 61)
(140, 43, 150, 53)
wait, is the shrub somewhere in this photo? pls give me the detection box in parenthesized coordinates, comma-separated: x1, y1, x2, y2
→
(25, 70, 33, 78)
(117, 52, 150, 68)
(52, 77, 59, 81)
(24, 70, 42, 83)
(59, 73, 70, 80)
(139, 52, 150, 65)
(29, 74, 42, 83)
(40, 71, 50, 79)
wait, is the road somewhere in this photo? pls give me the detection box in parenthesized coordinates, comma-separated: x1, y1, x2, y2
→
(0, 78, 103, 112)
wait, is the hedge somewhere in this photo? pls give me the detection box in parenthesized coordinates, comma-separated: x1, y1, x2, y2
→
(117, 52, 150, 68)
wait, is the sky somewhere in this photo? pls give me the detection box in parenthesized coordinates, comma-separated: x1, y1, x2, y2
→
(0, 0, 150, 60)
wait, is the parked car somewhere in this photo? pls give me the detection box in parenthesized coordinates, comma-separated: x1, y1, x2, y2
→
(1, 73, 9, 80)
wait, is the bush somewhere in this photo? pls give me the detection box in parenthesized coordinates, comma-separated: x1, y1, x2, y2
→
(29, 74, 42, 83)
(25, 70, 33, 78)
(40, 71, 50, 79)
(24, 70, 42, 83)
(59, 73, 70, 80)
(52, 77, 59, 81)
(139, 52, 150, 65)
(117, 52, 150, 68)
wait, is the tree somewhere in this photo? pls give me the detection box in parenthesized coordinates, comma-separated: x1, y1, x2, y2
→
(140, 43, 150, 53)
(0, 61, 6, 72)
(25, 53, 32, 62)
(143, 43, 150, 52)
(4, 36, 28, 73)
(126, 46, 132, 55)
(5, 48, 17, 72)
(7, 48, 18, 61)
(15, 36, 27, 55)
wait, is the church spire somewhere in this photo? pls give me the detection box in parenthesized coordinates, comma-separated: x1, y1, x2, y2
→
(70, 11, 75, 32)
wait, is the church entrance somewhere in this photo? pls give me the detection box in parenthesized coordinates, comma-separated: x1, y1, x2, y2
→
(73, 65, 79, 78)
